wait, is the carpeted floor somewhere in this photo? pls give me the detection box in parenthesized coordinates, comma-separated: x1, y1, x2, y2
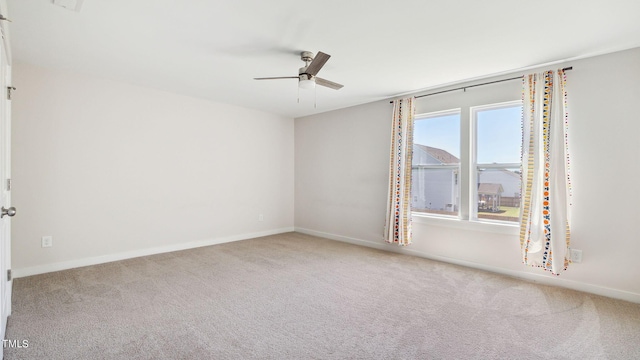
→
(5, 232, 640, 359)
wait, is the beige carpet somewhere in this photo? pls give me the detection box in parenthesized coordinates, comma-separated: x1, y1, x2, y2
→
(5, 232, 640, 359)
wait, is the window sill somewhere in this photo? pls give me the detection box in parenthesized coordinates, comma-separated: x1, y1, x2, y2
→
(412, 213, 519, 236)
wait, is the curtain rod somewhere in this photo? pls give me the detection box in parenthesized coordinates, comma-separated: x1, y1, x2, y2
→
(390, 66, 573, 103)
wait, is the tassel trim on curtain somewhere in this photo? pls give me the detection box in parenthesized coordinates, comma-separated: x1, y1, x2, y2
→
(384, 98, 415, 246)
(520, 69, 572, 275)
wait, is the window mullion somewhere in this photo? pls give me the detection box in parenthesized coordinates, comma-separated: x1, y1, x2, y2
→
(459, 106, 472, 221)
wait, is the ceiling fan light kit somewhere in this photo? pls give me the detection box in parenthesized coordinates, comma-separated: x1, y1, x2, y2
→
(254, 50, 344, 93)
(298, 77, 315, 90)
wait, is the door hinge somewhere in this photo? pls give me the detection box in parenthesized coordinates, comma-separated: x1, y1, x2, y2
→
(7, 86, 15, 100)
(6, 178, 11, 191)
(7, 269, 11, 281)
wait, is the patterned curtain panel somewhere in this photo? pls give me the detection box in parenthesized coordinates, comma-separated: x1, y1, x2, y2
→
(385, 98, 415, 246)
(520, 70, 572, 275)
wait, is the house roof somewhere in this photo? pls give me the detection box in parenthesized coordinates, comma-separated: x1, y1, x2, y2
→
(414, 144, 459, 165)
(497, 169, 521, 178)
(478, 183, 504, 195)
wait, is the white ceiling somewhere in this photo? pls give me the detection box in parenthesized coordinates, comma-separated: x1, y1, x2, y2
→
(7, 0, 640, 118)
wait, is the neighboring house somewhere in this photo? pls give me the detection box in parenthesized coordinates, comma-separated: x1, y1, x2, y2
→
(412, 144, 459, 212)
(412, 144, 521, 212)
(477, 169, 521, 208)
(478, 183, 504, 211)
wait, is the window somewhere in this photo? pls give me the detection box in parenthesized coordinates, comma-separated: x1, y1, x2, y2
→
(412, 101, 523, 224)
(473, 102, 522, 222)
(411, 110, 460, 216)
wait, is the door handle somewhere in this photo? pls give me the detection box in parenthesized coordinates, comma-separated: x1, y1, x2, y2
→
(1, 206, 16, 218)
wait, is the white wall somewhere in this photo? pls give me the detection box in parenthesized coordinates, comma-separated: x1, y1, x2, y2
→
(12, 62, 294, 276)
(295, 47, 640, 303)
(295, 101, 391, 243)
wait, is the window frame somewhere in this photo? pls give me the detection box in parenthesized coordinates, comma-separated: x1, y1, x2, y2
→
(411, 100, 522, 230)
(411, 108, 461, 219)
(470, 100, 523, 224)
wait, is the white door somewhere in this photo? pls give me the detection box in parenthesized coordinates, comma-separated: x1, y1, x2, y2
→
(0, 13, 12, 351)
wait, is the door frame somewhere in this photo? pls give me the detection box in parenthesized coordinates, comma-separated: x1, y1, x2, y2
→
(0, 0, 12, 355)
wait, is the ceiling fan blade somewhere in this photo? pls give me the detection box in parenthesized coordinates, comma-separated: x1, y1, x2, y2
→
(304, 51, 331, 76)
(315, 77, 344, 90)
(254, 76, 299, 80)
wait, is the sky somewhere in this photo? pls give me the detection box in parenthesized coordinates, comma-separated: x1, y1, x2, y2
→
(413, 105, 522, 164)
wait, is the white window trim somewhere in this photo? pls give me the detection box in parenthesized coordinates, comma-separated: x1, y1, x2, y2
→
(470, 100, 523, 224)
(412, 109, 461, 218)
(412, 212, 519, 235)
(415, 108, 461, 120)
(411, 100, 522, 233)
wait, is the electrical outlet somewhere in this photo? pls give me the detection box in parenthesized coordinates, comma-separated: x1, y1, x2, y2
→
(258, 214, 264, 221)
(570, 249, 583, 263)
(42, 236, 53, 248)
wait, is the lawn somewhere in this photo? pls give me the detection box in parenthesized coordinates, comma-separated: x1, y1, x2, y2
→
(478, 206, 520, 222)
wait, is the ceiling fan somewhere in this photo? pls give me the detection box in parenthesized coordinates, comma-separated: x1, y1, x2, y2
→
(254, 51, 344, 90)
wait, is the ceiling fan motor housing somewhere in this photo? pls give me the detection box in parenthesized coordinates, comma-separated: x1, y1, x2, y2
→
(300, 51, 314, 63)
(299, 67, 312, 80)
(299, 51, 314, 80)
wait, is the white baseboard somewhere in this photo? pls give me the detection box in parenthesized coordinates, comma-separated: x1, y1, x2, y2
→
(295, 227, 640, 304)
(13, 227, 295, 279)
